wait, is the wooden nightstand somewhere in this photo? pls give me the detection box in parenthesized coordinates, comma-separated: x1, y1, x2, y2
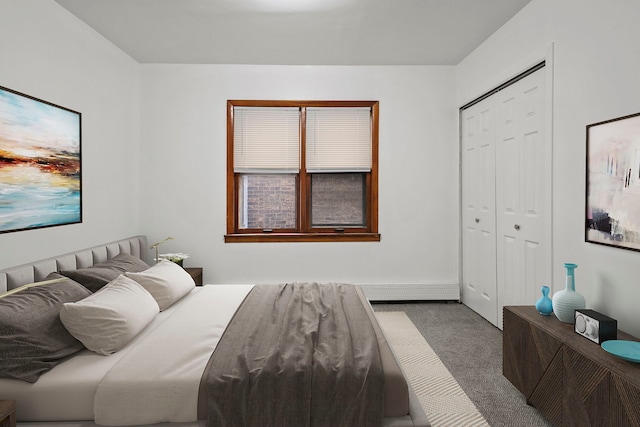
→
(0, 400, 16, 427)
(184, 267, 203, 286)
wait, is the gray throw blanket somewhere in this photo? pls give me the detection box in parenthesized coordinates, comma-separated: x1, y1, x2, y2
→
(204, 283, 384, 427)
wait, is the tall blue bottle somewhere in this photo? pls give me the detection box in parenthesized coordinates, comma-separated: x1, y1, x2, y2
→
(552, 263, 585, 323)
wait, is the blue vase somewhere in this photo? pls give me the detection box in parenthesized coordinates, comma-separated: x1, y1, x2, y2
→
(535, 285, 553, 316)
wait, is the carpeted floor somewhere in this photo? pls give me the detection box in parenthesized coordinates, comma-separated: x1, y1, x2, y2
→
(373, 302, 553, 427)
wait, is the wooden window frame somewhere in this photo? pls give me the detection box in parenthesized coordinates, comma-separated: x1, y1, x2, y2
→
(225, 100, 380, 243)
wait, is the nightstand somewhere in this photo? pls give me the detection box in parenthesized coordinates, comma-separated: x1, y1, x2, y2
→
(0, 400, 16, 427)
(184, 267, 203, 286)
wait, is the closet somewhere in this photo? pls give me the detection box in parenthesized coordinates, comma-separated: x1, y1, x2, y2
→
(460, 64, 551, 328)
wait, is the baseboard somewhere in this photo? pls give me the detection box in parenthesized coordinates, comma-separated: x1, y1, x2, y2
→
(359, 282, 460, 301)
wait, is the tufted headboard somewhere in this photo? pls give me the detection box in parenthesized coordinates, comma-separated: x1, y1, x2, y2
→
(0, 235, 148, 293)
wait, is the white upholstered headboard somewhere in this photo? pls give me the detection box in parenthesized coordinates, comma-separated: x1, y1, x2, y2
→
(0, 235, 148, 293)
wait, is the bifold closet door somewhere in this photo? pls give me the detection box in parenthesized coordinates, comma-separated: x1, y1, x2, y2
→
(461, 99, 498, 326)
(461, 66, 550, 328)
(494, 68, 549, 328)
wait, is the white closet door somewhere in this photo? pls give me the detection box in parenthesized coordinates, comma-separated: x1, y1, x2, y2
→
(495, 68, 549, 328)
(461, 66, 550, 328)
(461, 101, 498, 326)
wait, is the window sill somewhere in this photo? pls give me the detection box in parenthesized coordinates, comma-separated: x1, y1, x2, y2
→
(224, 233, 381, 243)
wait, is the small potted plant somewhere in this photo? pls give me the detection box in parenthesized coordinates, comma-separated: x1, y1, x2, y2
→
(157, 253, 190, 267)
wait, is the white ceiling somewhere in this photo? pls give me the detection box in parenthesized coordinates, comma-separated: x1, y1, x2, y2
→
(54, 0, 531, 65)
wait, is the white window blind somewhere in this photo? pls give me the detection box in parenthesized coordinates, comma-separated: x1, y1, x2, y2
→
(306, 107, 372, 172)
(233, 107, 300, 173)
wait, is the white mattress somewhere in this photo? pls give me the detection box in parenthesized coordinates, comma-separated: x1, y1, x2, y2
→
(0, 285, 254, 423)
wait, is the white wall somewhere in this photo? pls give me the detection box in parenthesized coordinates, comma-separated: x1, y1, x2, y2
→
(0, 2, 460, 295)
(0, 0, 141, 269)
(456, 0, 640, 336)
(139, 65, 459, 288)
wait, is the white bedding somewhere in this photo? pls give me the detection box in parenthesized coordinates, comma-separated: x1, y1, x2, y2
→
(95, 285, 253, 426)
(0, 285, 254, 424)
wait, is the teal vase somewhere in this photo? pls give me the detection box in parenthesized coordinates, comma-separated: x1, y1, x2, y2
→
(535, 286, 553, 316)
(552, 263, 585, 323)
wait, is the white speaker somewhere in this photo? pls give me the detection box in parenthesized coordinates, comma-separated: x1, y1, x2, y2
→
(574, 309, 617, 344)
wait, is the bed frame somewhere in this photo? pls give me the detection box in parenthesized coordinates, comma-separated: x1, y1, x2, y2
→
(0, 236, 148, 294)
(1, 235, 430, 427)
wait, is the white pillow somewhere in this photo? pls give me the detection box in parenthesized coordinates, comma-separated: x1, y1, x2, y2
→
(59, 275, 160, 355)
(126, 260, 195, 311)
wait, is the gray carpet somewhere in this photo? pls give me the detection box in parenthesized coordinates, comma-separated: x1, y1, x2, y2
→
(373, 302, 553, 427)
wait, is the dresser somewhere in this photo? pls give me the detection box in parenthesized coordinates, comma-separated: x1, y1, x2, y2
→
(503, 306, 640, 426)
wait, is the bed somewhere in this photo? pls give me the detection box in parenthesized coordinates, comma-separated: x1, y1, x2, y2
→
(0, 236, 429, 427)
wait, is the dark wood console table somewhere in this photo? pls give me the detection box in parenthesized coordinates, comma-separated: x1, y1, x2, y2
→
(503, 306, 640, 426)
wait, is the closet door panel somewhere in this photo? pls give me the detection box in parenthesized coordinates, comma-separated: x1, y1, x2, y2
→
(461, 102, 498, 326)
(495, 68, 549, 328)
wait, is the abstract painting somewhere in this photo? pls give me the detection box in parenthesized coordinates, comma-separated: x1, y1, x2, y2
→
(586, 112, 640, 251)
(0, 86, 81, 234)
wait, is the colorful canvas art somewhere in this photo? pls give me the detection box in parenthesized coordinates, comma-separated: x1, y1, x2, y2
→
(586, 112, 640, 251)
(0, 86, 81, 234)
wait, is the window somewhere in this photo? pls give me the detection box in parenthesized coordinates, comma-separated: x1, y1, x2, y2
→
(226, 100, 379, 242)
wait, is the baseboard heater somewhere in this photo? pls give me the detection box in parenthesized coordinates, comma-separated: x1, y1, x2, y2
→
(359, 282, 460, 302)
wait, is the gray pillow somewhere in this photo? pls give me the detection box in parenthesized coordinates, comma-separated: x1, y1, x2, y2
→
(60, 253, 150, 292)
(0, 276, 92, 383)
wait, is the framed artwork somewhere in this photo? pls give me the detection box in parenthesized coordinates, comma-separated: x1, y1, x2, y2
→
(0, 85, 81, 234)
(586, 112, 640, 251)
